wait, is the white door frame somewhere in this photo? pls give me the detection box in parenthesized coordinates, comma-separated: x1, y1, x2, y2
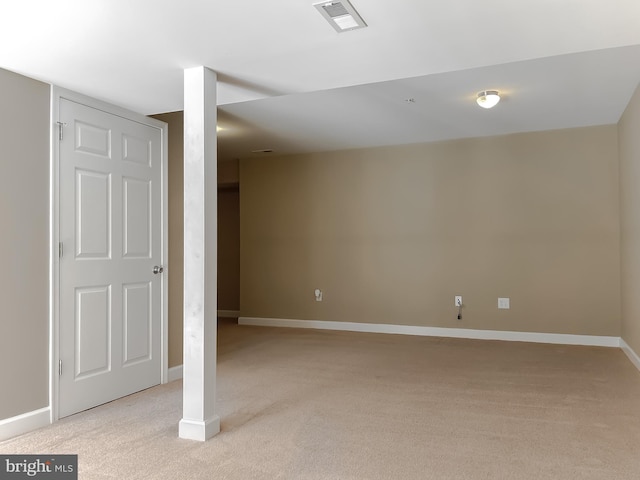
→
(49, 87, 169, 423)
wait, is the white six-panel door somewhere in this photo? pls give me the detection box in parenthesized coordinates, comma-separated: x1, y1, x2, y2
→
(58, 98, 163, 418)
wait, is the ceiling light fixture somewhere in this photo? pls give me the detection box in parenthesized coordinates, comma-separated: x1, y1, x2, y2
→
(313, 0, 367, 33)
(476, 90, 500, 109)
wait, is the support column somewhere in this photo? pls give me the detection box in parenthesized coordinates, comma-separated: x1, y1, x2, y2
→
(179, 66, 219, 441)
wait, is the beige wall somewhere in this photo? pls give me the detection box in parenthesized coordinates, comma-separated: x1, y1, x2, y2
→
(218, 158, 240, 311)
(619, 82, 640, 353)
(240, 126, 621, 336)
(0, 69, 50, 420)
(219, 159, 239, 186)
(218, 187, 240, 311)
(151, 112, 184, 368)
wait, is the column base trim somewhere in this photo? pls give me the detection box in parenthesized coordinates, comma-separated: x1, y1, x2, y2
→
(179, 416, 220, 441)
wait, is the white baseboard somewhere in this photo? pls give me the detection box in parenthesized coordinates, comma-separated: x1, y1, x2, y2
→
(621, 339, 640, 372)
(218, 310, 240, 318)
(238, 317, 621, 348)
(0, 407, 51, 442)
(168, 365, 183, 382)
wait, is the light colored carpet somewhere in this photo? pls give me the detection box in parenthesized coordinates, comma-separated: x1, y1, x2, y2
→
(3, 319, 640, 479)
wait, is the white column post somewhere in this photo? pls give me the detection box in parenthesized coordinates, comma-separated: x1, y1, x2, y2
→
(179, 66, 220, 441)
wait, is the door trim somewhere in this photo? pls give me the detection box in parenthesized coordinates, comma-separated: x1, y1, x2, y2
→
(50, 87, 168, 422)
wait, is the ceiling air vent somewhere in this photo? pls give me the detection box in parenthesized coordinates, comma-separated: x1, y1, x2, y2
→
(313, 0, 367, 33)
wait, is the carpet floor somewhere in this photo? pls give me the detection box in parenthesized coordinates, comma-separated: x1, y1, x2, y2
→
(3, 319, 640, 479)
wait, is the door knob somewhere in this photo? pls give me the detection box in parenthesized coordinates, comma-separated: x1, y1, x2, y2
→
(153, 265, 164, 274)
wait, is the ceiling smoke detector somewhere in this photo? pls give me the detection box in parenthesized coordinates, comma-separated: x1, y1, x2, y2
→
(313, 1, 367, 33)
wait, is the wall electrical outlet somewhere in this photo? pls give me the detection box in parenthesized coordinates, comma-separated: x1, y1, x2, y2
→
(498, 297, 510, 309)
(455, 295, 463, 307)
(314, 289, 323, 302)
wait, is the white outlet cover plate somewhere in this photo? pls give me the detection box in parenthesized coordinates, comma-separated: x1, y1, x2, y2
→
(455, 295, 462, 306)
(498, 297, 510, 309)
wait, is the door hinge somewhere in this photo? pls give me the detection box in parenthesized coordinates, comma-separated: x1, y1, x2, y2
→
(59, 242, 63, 259)
(59, 359, 62, 377)
(57, 121, 67, 141)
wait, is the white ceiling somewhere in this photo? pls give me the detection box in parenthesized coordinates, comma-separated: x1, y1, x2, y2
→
(2, 0, 640, 161)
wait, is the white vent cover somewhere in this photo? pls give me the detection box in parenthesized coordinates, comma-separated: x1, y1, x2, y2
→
(313, 1, 367, 32)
